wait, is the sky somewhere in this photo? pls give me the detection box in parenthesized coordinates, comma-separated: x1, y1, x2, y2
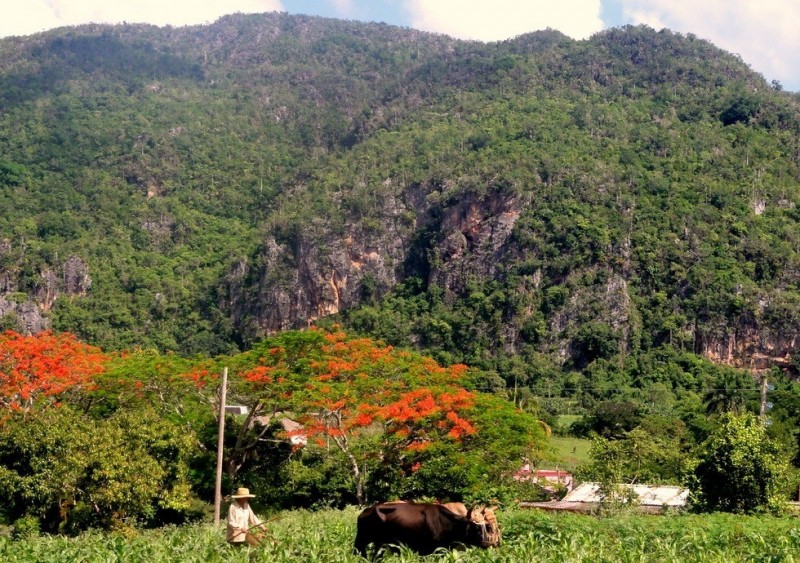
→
(1, 0, 798, 91)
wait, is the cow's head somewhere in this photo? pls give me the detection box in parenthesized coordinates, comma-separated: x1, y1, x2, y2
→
(465, 505, 501, 548)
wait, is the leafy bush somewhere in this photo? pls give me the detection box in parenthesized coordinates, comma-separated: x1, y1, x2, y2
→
(571, 400, 643, 438)
(692, 412, 789, 513)
(11, 516, 39, 540)
(0, 406, 200, 533)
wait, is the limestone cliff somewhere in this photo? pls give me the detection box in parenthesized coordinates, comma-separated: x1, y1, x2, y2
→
(697, 292, 799, 372)
(0, 251, 91, 334)
(221, 188, 415, 340)
(221, 183, 798, 374)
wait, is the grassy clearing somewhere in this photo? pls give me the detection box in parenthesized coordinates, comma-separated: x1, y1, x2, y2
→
(551, 436, 593, 469)
(2, 507, 799, 562)
(555, 414, 582, 432)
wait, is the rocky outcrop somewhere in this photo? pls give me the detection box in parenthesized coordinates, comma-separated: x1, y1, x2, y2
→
(700, 329, 797, 372)
(223, 186, 525, 340)
(429, 192, 524, 299)
(0, 254, 91, 333)
(546, 268, 635, 363)
(222, 189, 415, 338)
(62, 255, 92, 296)
(35, 256, 92, 311)
(697, 292, 799, 372)
(0, 296, 49, 334)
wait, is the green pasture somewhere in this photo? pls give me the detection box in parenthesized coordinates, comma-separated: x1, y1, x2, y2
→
(550, 436, 593, 469)
(555, 414, 582, 432)
(3, 507, 799, 562)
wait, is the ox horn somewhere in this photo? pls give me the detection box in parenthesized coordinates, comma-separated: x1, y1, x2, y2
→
(469, 504, 486, 522)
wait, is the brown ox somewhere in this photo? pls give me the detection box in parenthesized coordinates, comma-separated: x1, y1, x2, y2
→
(353, 501, 500, 557)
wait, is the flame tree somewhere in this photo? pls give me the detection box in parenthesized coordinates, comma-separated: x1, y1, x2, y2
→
(0, 333, 198, 532)
(189, 327, 547, 505)
(0, 331, 108, 413)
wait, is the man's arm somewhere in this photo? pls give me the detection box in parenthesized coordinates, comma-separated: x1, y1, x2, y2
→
(248, 506, 263, 528)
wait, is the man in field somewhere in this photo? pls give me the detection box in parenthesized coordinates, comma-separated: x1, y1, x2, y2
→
(226, 487, 265, 547)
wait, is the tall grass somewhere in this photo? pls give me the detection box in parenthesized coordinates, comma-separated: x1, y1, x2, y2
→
(2, 507, 798, 562)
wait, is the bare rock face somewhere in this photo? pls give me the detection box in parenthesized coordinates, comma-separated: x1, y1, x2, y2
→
(35, 269, 60, 311)
(36, 256, 92, 311)
(548, 269, 636, 363)
(0, 295, 50, 333)
(0, 254, 91, 333)
(700, 332, 796, 372)
(697, 293, 799, 371)
(62, 255, 92, 296)
(223, 185, 527, 340)
(429, 193, 522, 298)
(223, 191, 413, 338)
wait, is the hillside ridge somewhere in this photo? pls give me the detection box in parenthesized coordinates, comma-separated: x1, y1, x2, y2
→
(0, 14, 798, 384)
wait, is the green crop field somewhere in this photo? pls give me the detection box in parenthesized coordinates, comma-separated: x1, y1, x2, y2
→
(3, 507, 799, 562)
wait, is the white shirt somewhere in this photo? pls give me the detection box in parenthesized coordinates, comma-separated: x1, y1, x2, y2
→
(226, 501, 262, 542)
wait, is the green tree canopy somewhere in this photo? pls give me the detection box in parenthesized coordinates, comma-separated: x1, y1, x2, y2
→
(692, 412, 788, 513)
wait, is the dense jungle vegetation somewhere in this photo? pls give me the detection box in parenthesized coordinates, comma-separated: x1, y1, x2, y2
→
(1, 14, 798, 362)
(1, 12, 800, 539)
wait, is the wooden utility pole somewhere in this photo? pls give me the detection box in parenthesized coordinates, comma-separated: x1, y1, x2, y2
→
(213, 367, 228, 526)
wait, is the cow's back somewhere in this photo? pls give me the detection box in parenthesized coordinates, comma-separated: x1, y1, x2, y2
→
(354, 502, 469, 556)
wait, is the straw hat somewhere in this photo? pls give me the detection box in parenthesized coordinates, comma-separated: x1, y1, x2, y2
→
(231, 487, 256, 498)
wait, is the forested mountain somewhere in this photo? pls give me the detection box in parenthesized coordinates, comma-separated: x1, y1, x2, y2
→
(1, 12, 799, 394)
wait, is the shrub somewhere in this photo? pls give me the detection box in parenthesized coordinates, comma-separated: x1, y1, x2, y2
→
(692, 412, 789, 513)
(11, 516, 39, 540)
(0, 406, 199, 533)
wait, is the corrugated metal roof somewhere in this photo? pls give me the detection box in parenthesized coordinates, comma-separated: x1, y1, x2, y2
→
(520, 500, 596, 513)
(562, 482, 688, 507)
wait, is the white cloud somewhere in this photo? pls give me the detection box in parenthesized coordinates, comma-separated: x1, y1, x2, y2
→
(329, 0, 358, 17)
(405, 0, 604, 41)
(619, 0, 800, 90)
(0, 0, 284, 38)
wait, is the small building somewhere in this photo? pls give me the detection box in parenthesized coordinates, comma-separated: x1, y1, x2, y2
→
(514, 463, 574, 492)
(279, 417, 308, 447)
(254, 413, 308, 447)
(520, 482, 689, 514)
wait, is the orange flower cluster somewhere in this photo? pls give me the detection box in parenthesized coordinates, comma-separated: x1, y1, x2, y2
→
(405, 441, 432, 452)
(444, 410, 477, 439)
(436, 388, 475, 411)
(184, 369, 212, 389)
(421, 357, 444, 374)
(242, 365, 274, 384)
(369, 345, 393, 362)
(323, 330, 347, 343)
(448, 363, 469, 379)
(351, 412, 374, 427)
(373, 386, 478, 444)
(381, 390, 436, 423)
(315, 359, 358, 381)
(324, 399, 346, 411)
(380, 387, 473, 424)
(0, 331, 109, 412)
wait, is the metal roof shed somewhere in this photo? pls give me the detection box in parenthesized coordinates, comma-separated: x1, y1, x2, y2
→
(520, 482, 689, 514)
